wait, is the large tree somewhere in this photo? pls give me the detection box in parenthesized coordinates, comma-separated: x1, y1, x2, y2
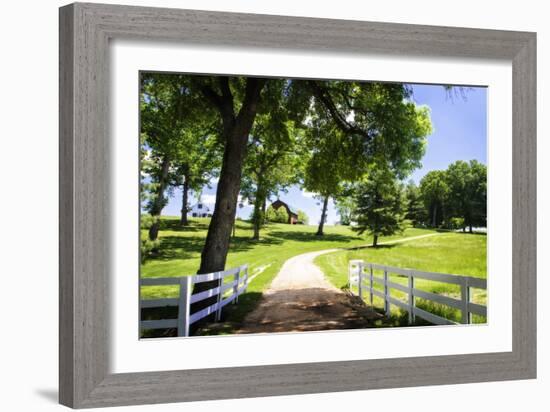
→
(302, 82, 432, 235)
(176, 76, 268, 323)
(191, 76, 267, 274)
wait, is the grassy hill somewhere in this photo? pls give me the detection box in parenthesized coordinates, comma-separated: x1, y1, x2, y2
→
(141, 216, 436, 326)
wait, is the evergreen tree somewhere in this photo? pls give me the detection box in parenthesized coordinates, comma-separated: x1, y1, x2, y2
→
(353, 168, 407, 247)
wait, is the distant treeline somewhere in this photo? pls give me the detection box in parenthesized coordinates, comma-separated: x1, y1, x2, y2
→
(335, 159, 486, 246)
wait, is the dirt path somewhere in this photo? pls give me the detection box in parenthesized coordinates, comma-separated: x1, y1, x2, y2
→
(237, 233, 440, 334)
(237, 249, 382, 333)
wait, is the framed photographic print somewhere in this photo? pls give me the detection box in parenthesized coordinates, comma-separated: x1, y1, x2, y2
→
(59, 2, 536, 408)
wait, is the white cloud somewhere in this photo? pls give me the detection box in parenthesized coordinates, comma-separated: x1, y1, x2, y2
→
(193, 193, 252, 208)
(237, 195, 250, 207)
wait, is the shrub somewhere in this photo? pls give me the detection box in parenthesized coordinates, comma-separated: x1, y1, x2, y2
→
(265, 205, 288, 223)
(140, 214, 160, 230)
(140, 232, 160, 263)
(446, 217, 465, 230)
(297, 210, 309, 225)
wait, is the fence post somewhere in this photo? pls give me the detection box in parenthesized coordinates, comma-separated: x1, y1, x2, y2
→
(408, 272, 415, 324)
(384, 269, 390, 316)
(215, 272, 223, 322)
(243, 265, 249, 292)
(177, 276, 192, 337)
(460, 278, 471, 324)
(233, 267, 240, 304)
(348, 261, 352, 291)
(369, 264, 374, 307)
(357, 262, 363, 300)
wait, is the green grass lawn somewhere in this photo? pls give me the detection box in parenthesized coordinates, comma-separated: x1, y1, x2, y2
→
(140, 216, 436, 333)
(314, 232, 487, 325)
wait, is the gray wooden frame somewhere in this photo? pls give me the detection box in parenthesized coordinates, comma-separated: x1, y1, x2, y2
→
(59, 2, 536, 408)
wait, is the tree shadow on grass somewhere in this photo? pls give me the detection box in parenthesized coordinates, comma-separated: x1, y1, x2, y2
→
(267, 230, 360, 244)
(153, 235, 205, 261)
(159, 218, 210, 233)
(148, 217, 362, 264)
(153, 233, 286, 262)
(159, 217, 254, 233)
(346, 244, 398, 251)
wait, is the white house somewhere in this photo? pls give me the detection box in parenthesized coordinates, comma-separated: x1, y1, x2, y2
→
(188, 202, 212, 218)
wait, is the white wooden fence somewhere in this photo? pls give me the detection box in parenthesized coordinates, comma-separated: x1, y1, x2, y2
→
(140, 264, 249, 336)
(348, 260, 487, 325)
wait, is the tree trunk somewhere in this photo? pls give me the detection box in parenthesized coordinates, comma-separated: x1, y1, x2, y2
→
(195, 130, 248, 294)
(469, 224, 473, 233)
(148, 156, 170, 241)
(190, 78, 265, 330)
(199, 132, 256, 273)
(252, 181, 266, 241)
(373, 233, 379, 247)
(198, 78, 265, 274)
(316, 196, 329, 236)
(432, 203, 438, 227)
(252, 200, 262, 240)
(261, 197, 267, 224)
(180, 173, 189, 226)
(190, 123, 254, 325)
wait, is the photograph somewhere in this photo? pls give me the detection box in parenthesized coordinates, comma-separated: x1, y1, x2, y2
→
(139, 73, 487, 338)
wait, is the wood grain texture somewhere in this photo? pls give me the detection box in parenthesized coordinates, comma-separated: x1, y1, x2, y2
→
(512, 34, 537, 375)
(59, 2, 537, 408)
(59, 4, 74, 406)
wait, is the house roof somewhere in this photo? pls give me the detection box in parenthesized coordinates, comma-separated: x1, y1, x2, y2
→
(191, 202, 211, 210)
(286, 204, 299, 216)
(271, 199, 298, 216)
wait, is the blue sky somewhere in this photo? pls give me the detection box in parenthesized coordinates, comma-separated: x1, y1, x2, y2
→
(160, 83, 487, 225)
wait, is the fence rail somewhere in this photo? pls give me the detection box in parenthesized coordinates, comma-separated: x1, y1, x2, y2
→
(348, 260, 487, 325)
(140, 264, 249, 336)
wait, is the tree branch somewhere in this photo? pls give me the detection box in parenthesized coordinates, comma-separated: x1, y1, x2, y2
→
(218, 77, 234, 111)
(198, 82, 223, 112)
(197, 79, 235, 128)
(231, 77, 267, 139)
(307, 80, 371, 140)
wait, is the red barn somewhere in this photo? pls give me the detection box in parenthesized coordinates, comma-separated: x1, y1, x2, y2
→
(271, 199, 300, 224)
